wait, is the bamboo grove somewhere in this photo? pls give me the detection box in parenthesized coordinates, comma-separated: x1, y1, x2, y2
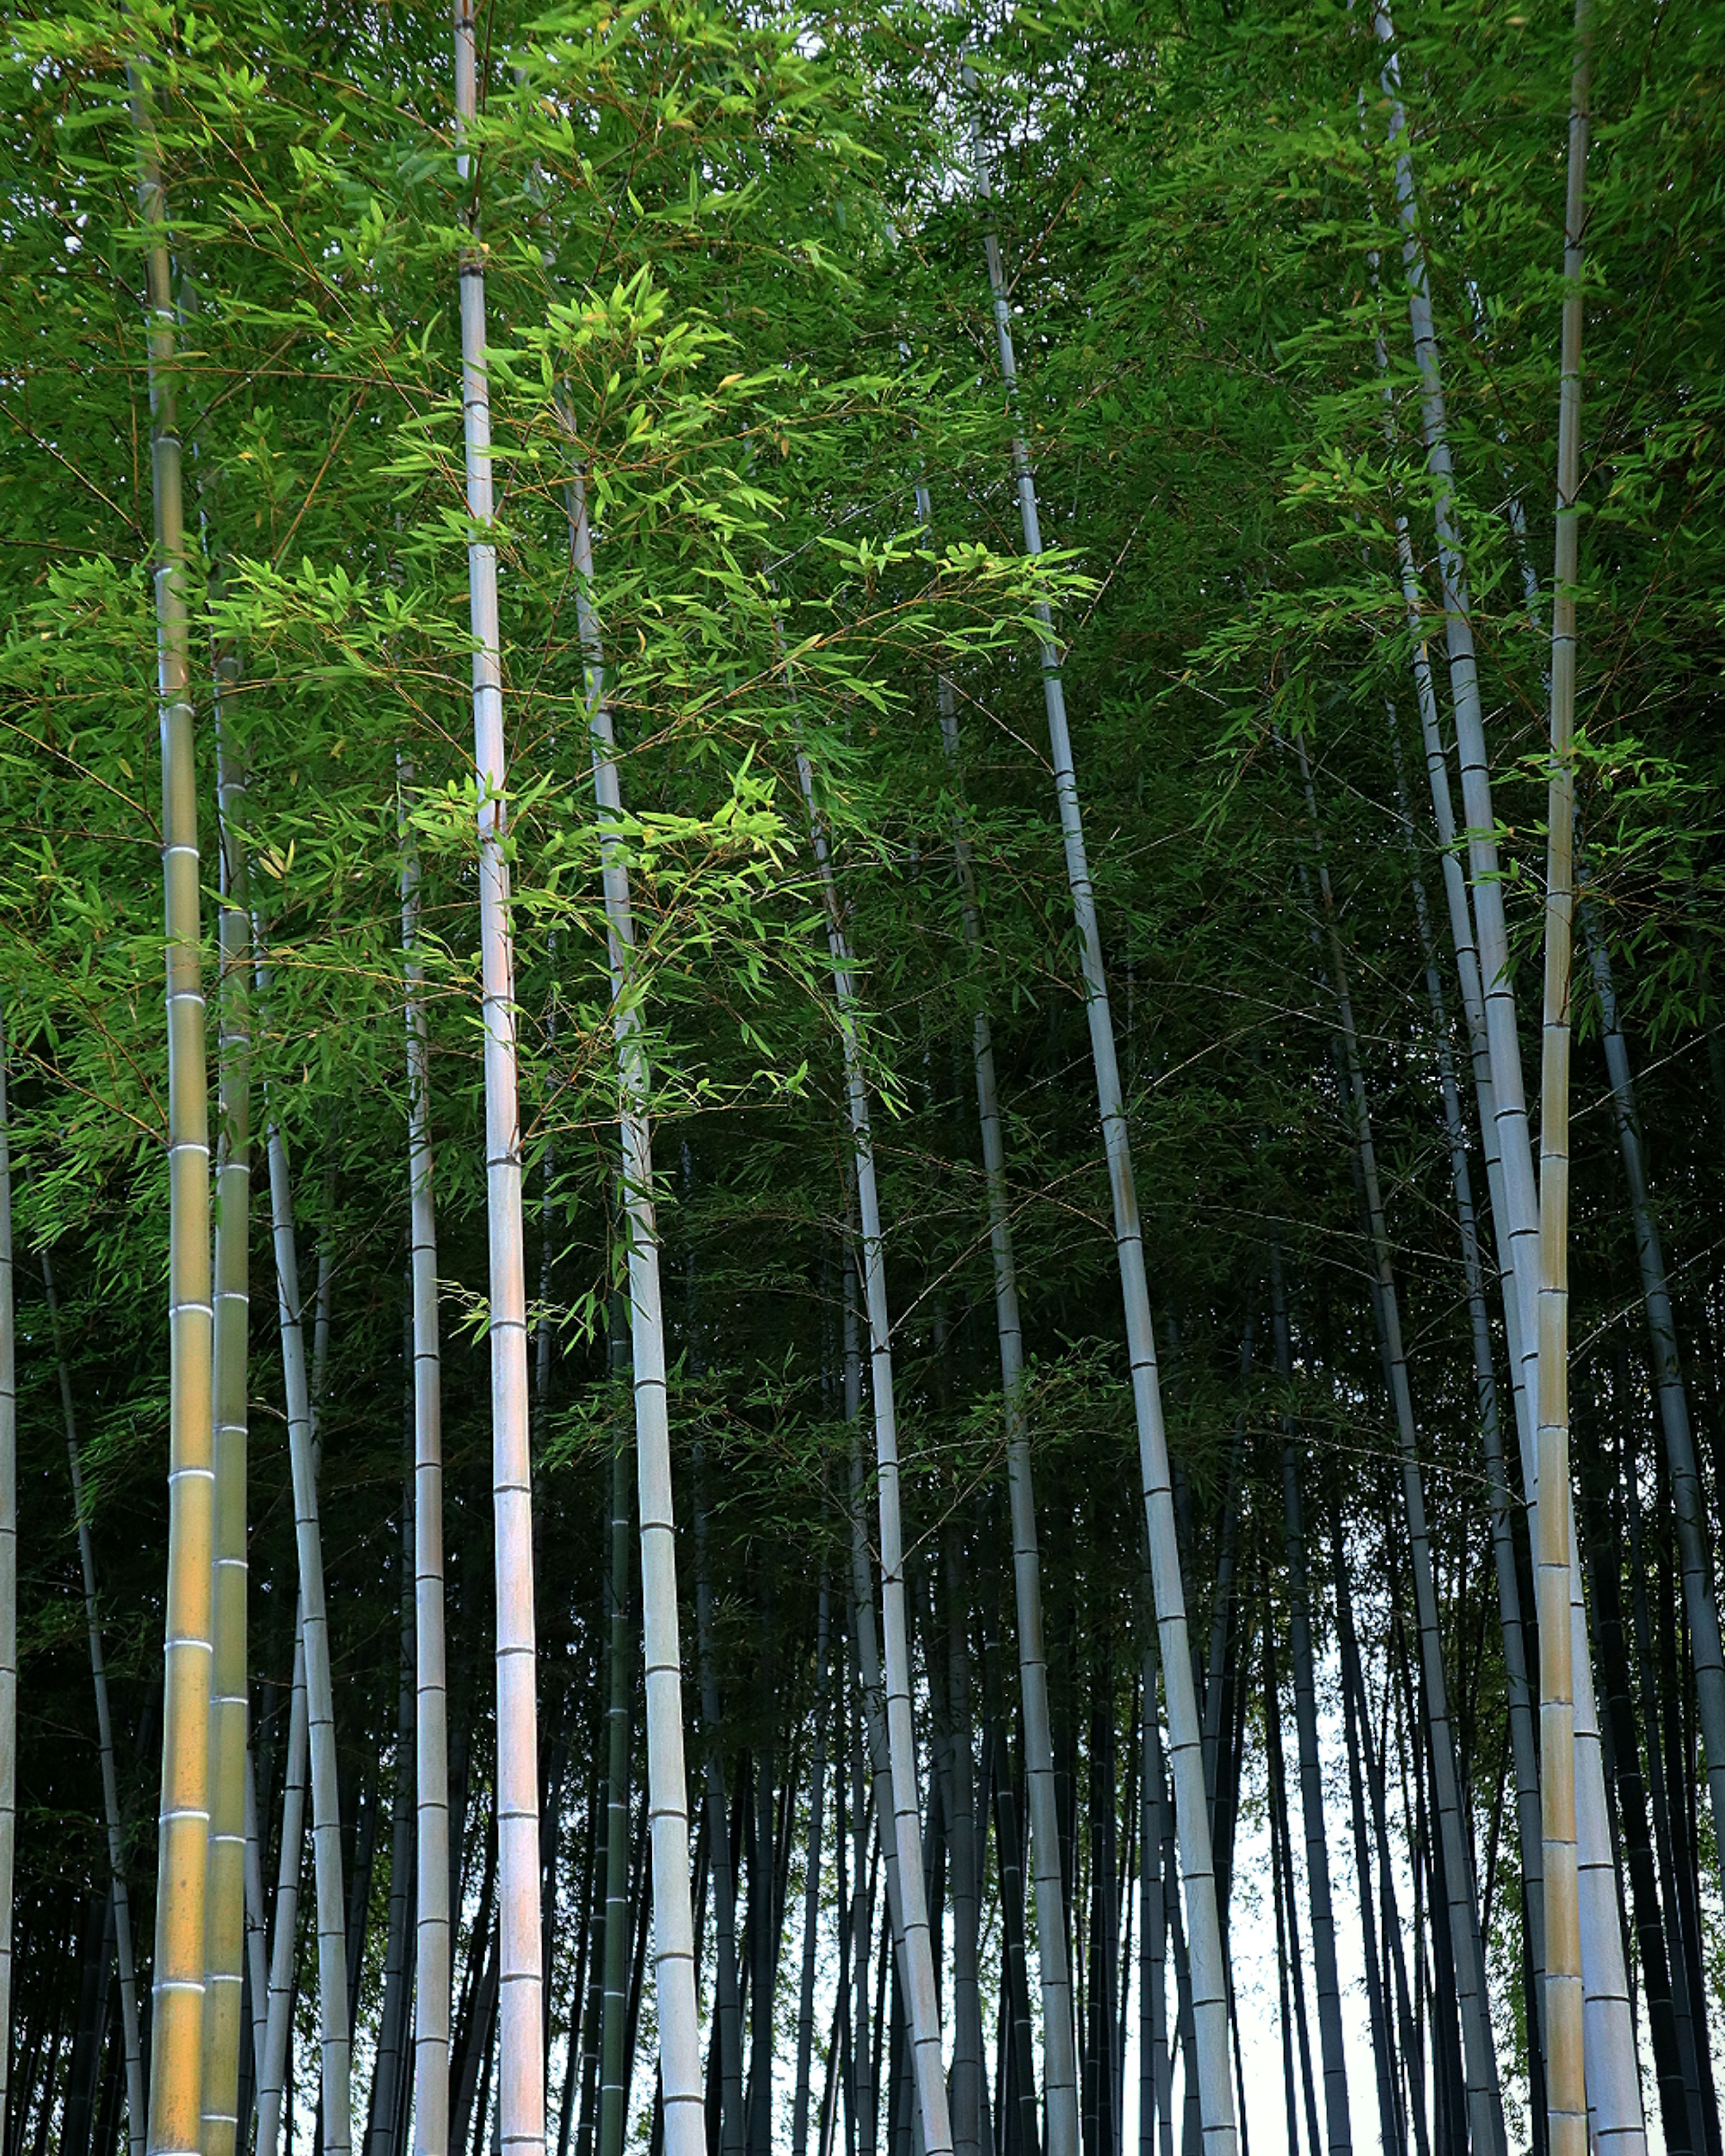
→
(1, 0, 1722, 2154)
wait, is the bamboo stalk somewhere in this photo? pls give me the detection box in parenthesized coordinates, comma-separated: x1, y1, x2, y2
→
(1372, 15, 1642, 2130)
(1272, 1387, 1352, 2156)
(203, 691, 252, 2156)
(563, 469, 701, 2156)
(796, 748, 953, 2156)
(128, 44, 217, 2151)
(598, 1394, 632, 2156)
(961, 74, 1234, 2154)
(913, 507, 1077, 2156)
(450, 12, 545, 2149)
(792, 1587, 832, 2156)
(1536, 14, 1592, 2152)
(1582, 921, 1725, 1856)
(258, 1094, 351, 2155)
(41, 1247, 148, 2156)
(254, 1615, 308, 2156)
(401, 757, 451, 2156)
(1292, 741, 1505, 2156)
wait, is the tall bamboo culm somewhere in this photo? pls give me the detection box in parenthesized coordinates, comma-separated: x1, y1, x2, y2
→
(566, 473, 703, 2153)
(1373, 13, 1643, 2133)
(0, 1018, 14, 2156)
(1537, 13, 1592, 2155)
(128, 45, 217, 2155)
(202, 701, 252, 2156)
(258, 1078, 351, 2153)
(915, 478, 1078, 2156)
(42, 1248, 148, 2156)
(963, 68, 1235, 2156)
(795, 744, 955, 2156)
(401, 763, 451, 2156)
(452, 10, 545, 2149)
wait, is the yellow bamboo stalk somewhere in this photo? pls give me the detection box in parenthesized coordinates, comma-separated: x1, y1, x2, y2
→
(201, 699, 252, 2156)
(1538, 9, 1591, 2155)
(128, 47, 217, 2156)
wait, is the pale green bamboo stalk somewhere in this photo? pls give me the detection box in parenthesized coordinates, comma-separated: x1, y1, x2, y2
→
(253, 1613, 306, 2156)
(250, 933, 350, 2154)
(795, 748, 954, 2156)
(1371, 18, 1642, 2130)
(914, 479, 1075, 2155)
(1582, 923, 1725, 1855)
(41, 1246, 148, 2156)
(262, 1133, 351, 2152)
(962, 71, 1233, 2156)
(203, 696, 252, 2156)
(0, 1016, 15, 2156)
(400, 761, 451, 2156)
(565, 472, 701, 2156)
(1538, 15, 1592, 2155)
(128, 46, 217, 2155)
(451, 13, 544, 2150)
(241, 1754, 268, 2133)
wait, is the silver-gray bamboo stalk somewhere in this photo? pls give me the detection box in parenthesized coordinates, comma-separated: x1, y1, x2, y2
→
(1538, 18, 1591, 2152)
(452, 12, 545, 2148)
(796, 748, 953, 2156)
(242, 1757, 269, 2134)
(916, 479, 1078, 2156)
(259, 1090, 351, 2156)
(565, 472, 702, 2155)
(1583, 924, 1725, 1851)
(1385, 710, 1547, 2023)
(42, 1247, 147, 2156)
(401, 762, 451, 2156)
(0, 1022, 16, 2156)
(963, 75, 1234, 2156)
(253, 1615, 307, 2156)
(1372, 18, 1642, 2128)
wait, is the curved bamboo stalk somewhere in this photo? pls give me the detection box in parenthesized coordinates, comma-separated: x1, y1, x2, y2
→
(400, 760, 451, 2156)
(0, 1021, 15, 2156)
(1372, 16, 1642, 2128)
(259, 1100, 351, 2154)
(203, 698, 252, 2156)
(128, 48, 217, 2154)
(914, 486, 1077, 2156)
(564, 472, 701, 2155)
(1583, 924, 1725, 1856)
(451, 12, 545, 2150)
(962, 71, 1233, 2156)
(795, 750, 953, 2156)
(41, 1247, 148, 2156)
(1537, 18, 1592, 2156)
(254, 1614, 307, 2156)
(242, 1755, 269, 2138)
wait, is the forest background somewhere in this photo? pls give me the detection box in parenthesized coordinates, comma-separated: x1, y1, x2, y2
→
(0, 1, 1721, 2156)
